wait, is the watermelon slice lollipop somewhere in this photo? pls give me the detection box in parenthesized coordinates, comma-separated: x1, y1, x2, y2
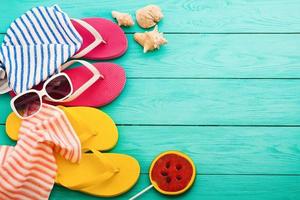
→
(130, 151, 196, 199)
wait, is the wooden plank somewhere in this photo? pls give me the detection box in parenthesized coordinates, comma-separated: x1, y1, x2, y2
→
(100, 79, 300, 125)
(0, 125, 15, 146)
(1, 125, 300, 174)
(1, 33, 300, 78)
(0, 94, 11, 125)
(115, 34, 300, 78)
(1, 79, 300, 125)
(1, 0, 300, 33)
(50, 175, 300, 200)
(112, 126, 300, 174)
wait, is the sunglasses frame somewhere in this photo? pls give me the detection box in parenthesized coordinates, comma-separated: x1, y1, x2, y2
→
(10, 73, 73, 119)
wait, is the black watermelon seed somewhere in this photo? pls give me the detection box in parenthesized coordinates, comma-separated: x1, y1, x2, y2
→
(176, 175, 182, 181)
(161, 171, 168, 176)
(165, 161, 171, 168)
(176, 164, 182, 170)
(166, 176, 172, 183)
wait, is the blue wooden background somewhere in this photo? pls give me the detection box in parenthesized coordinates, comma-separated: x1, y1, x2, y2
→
(0, 0, 300, 199)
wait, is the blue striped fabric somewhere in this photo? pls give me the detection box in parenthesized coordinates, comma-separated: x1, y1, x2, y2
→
(0, 5, 82, 94)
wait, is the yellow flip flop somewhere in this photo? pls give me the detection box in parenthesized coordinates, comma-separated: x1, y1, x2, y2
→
(6, 106, 118, 151)
(56, 149, 140, 197)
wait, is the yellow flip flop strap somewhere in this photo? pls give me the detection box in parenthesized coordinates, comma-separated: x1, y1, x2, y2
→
(67, 149, 119, 190)
(83, 149, 119, 172)
(58, 106, 98, 143)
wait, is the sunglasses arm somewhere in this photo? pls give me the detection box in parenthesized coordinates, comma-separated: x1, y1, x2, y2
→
(59, 60, 103, 102)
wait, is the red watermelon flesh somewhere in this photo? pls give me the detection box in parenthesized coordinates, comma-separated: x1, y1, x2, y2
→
(151, 153, 194, 192)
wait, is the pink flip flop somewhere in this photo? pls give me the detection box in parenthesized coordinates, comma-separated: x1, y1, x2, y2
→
(10, 60, 126, 107)
(71, 18, 128, 60)
(58, 60, 126, 107)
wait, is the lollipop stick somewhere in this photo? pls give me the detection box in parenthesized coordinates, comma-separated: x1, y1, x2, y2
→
(129, 184, 154, 200)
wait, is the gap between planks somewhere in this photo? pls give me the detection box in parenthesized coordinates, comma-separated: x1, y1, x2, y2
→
(3, 123, 300, 127)
(127, 77, 300, 80)
(3, 124, 300, 127)
(139, 173, 300, 176)
(126, 32, 300, 35)
(2, 32, 300, 35)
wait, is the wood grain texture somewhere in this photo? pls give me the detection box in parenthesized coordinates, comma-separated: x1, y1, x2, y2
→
(116, 34, 300, 78)
(50, 175, 300, 200)
(1, 79, 300, 125)
(1, 33, 300, 78)
(1, 0, 300, 199)
(101, 79, 300, 125)
(1, 125, 300, 175)
(112, 126, 300, 174)
(0, 126, 15, 146)
(0, 94, 11, 124)
(1, 0, 300, 33)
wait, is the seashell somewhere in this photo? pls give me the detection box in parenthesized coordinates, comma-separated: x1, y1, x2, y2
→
(134, 25, 167, 53)
(136, 5, 163, 28)
(112, 11, 134, 27)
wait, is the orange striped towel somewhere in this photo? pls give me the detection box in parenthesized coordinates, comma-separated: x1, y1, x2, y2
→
(0, 104, 81, 200)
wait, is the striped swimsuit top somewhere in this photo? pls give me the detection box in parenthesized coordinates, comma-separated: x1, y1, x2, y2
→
(0, 5, 82, 94)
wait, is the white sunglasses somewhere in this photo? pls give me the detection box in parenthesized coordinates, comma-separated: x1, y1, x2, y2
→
(10, 73, 73, 119)
(11, 59, 102, 119)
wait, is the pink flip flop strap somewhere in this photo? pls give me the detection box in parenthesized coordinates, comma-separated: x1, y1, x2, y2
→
(71, 18, 106, 58)
(60, 60, 103, 102)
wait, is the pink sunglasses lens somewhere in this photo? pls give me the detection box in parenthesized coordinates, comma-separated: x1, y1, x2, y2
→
(45, 75, 72, 100)
(14, 92, 41, 118)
